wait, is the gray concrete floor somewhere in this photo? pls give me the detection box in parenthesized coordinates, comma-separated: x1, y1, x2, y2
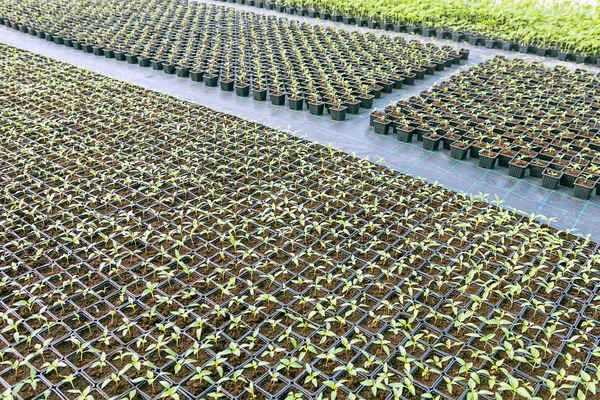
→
(1, 9, 599, 241)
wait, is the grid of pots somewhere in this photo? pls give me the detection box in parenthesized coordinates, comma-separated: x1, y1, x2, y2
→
(211, 0, 600, 66)
(2, 45, 600, 400)
(0, 0, 464, 121)
(371, 56, 600, 200)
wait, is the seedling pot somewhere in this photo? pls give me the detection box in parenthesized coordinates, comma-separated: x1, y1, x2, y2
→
(175, 66, 190, 77)
(403, 73, 416, 85)
(397, 127, 415, 143)
(308, 102, 324, 115)
(220, 79, 234, 91)
(345, 101, 360, 114)
(330, 106, 347, 121)
(204, 74, 219, 87)
(423, 135, 441, 151)
(190, 70, 203, 81)
(478, 152, 498, 169)
(151, 59, 163, 70)
(253, 89, 267, 101)
(557, 52, 572, 61)
(162, 63, 176, 74)
(508, 161, 528, 178)
(573, 181, 594, 200)
(125, 53, 138, 64)
(270, 92, 285, 106)
(542, 170, 562, 190)
(560, 171, 579, 188)
(288, 97, 304, 110)
(529, 161, 548, 178)
(358, 95, 374, 108)
(235, 85, 250, 97)
(450, 143, 469, 160)
(373, 118, 390, 135)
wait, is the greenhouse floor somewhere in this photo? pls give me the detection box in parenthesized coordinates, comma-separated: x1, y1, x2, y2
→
(2, 15, 599, 241)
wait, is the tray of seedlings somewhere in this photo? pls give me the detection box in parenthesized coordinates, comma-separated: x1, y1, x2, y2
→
(0, 0, 462, 121)
(373, 56, 600, 199)
(2, 45, 600, 400)
(216, 0, 600, 66)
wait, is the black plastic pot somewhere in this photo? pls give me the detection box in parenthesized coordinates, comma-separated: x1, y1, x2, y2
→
(104, 50, 115, 59)
(367, 20, 380, 29)
(330, 106, 347, 121)
(81, 44, 93, 53)
(270, 92, 285, 106)
(423, 28, 436, 37)
(151, 60, 163, 70)
(176, 66, 190, 77)
(204, 74, 219, 87)
(137, 57, 150, 67)
(253, 89, 267, 101)
(530, 162, 548, 178)
(542, 171, 562, 190)
(125, 54, 138, 64)
(470, 145, 483, 159)
(436, 30, 451, 39)
(519, 45, 531, 53)
(220, 79, 234, 91)
(235, 85, 250, 97)
(373, 119, 390, 135)
(561, 172, 579, 188)
(381, 81, 394, 93)
(53, 36, 64, 45)
(92, 46, 104, 56)
(397, 127, 414, 143)
(414, 69, 426, 80)
(163, 63, 176, 74)
(502, 42, 519, 52)
(450, 144, 469, 160)
(308, 102, 324, 115)
(557, 52, 572, 61)
(358, 95, 374, 108)
(288, 97, 304, 110)
(403, 74, 416, 85)
(479, 153, 498, 169)
(371, 86, 383, 98)
(423, 135, 441, 151)
(508, 162, 527, 178)
(573, 182, 594, 199)
(452, 32, 465, 42)
(489, 149, 505, 165)
(346, 101, 360, 114)
(190, 71, 203, 82)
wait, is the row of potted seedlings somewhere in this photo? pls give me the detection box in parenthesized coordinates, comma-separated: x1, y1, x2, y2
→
(372, 56, 600, 200)
(0, 0, 464, 121)
(1, 44, 600, 400)
(213, 0, 600, 66)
